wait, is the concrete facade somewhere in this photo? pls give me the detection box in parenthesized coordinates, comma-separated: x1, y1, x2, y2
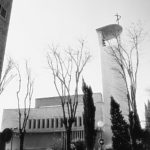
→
(96, 24, 129, 146)
(1, 24, 129, 150)
(0, 0, 13, 78)
(2, 93, 109, 150)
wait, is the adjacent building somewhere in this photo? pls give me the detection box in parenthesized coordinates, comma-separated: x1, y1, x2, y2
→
(2, 93, 106, 150)
(0, 0, 13, 78)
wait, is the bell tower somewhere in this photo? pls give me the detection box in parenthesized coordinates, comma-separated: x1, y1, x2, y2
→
(96, 24, 128, 148)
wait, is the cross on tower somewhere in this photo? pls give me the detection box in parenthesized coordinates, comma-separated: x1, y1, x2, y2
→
(115, 13, 121, 25)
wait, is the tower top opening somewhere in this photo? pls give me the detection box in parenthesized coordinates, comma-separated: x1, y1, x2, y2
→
(96, 24, 122, 41)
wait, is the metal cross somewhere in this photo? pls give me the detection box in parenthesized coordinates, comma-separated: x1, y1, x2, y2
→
(115, 13, 121, 24)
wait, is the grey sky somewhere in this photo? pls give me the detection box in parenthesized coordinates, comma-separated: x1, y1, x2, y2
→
(0, 0, 150, 128)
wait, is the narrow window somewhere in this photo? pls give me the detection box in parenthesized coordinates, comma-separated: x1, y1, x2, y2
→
(38, 119, 40, 128)
(42, 119, 45, 128)
(47, 119, 49, 128)
(1, 7, 6, 18)
(55, 118, 58, 128)
(79, 116, 82, 126)
(28, 119, 32, 129)
(60, 118, 63, 128)
(74, 117, 77, 127)
(51, 118, 54, 128)
(33, 119, 36, 129)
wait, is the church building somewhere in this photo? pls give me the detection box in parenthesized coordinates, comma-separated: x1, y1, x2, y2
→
(1, 24, 129, 150)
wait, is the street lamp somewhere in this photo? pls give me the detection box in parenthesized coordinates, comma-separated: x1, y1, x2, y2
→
(97, 121, 104, 150)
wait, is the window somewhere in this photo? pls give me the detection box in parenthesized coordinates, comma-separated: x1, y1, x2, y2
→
(74, 117, 77, 127)
(38, 119, 40, 128)
(0, 7, 6, 18)
(42, 119, 45, 128)
(55, 118, 58, 128)
(60, 118, 63, 128)
(79, 116, 82, 126)
(0, 3, 7, 19)
(47, 119, 49, 128)
(51, 118, 54, 128)
(33, 119, 36, 129)
(28, 119, 32, 129)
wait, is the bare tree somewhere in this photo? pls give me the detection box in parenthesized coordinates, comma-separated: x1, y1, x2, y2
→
(106, 23, 145, 150)
(15, 62, 34, 150)
(47, 40, 91, 150)
(0, 58, 15, 95)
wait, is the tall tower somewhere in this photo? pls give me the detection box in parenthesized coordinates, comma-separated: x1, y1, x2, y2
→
(96, 24, 128, 148)
(0, 0, 13, 78)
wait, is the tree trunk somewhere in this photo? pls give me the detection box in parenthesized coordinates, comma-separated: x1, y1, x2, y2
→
(66, 127, 71, 150)
(20, 133, 25, 150)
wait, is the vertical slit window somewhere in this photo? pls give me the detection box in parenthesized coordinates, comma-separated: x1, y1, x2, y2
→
(47, 119, 49, 128)
(79, 116, 82, 126)
(51, 118, 54, 128)
(56, 118, 58, 128)
(74, 117, 77, 127)
(1, 7, 6, 18)
(42, 119, 45, 128)
(38, 119, 40, 128)
(60, 118, 63, 128)
(33, 119, 36, 129)
(28, 119, 31, 129)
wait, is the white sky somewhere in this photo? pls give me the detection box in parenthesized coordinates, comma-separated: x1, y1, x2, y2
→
(1, 0, 150, 128)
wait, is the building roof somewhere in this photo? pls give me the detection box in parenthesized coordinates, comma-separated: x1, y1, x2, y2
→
(1, 93, 103, 132)
(35, 92, 102, 108)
